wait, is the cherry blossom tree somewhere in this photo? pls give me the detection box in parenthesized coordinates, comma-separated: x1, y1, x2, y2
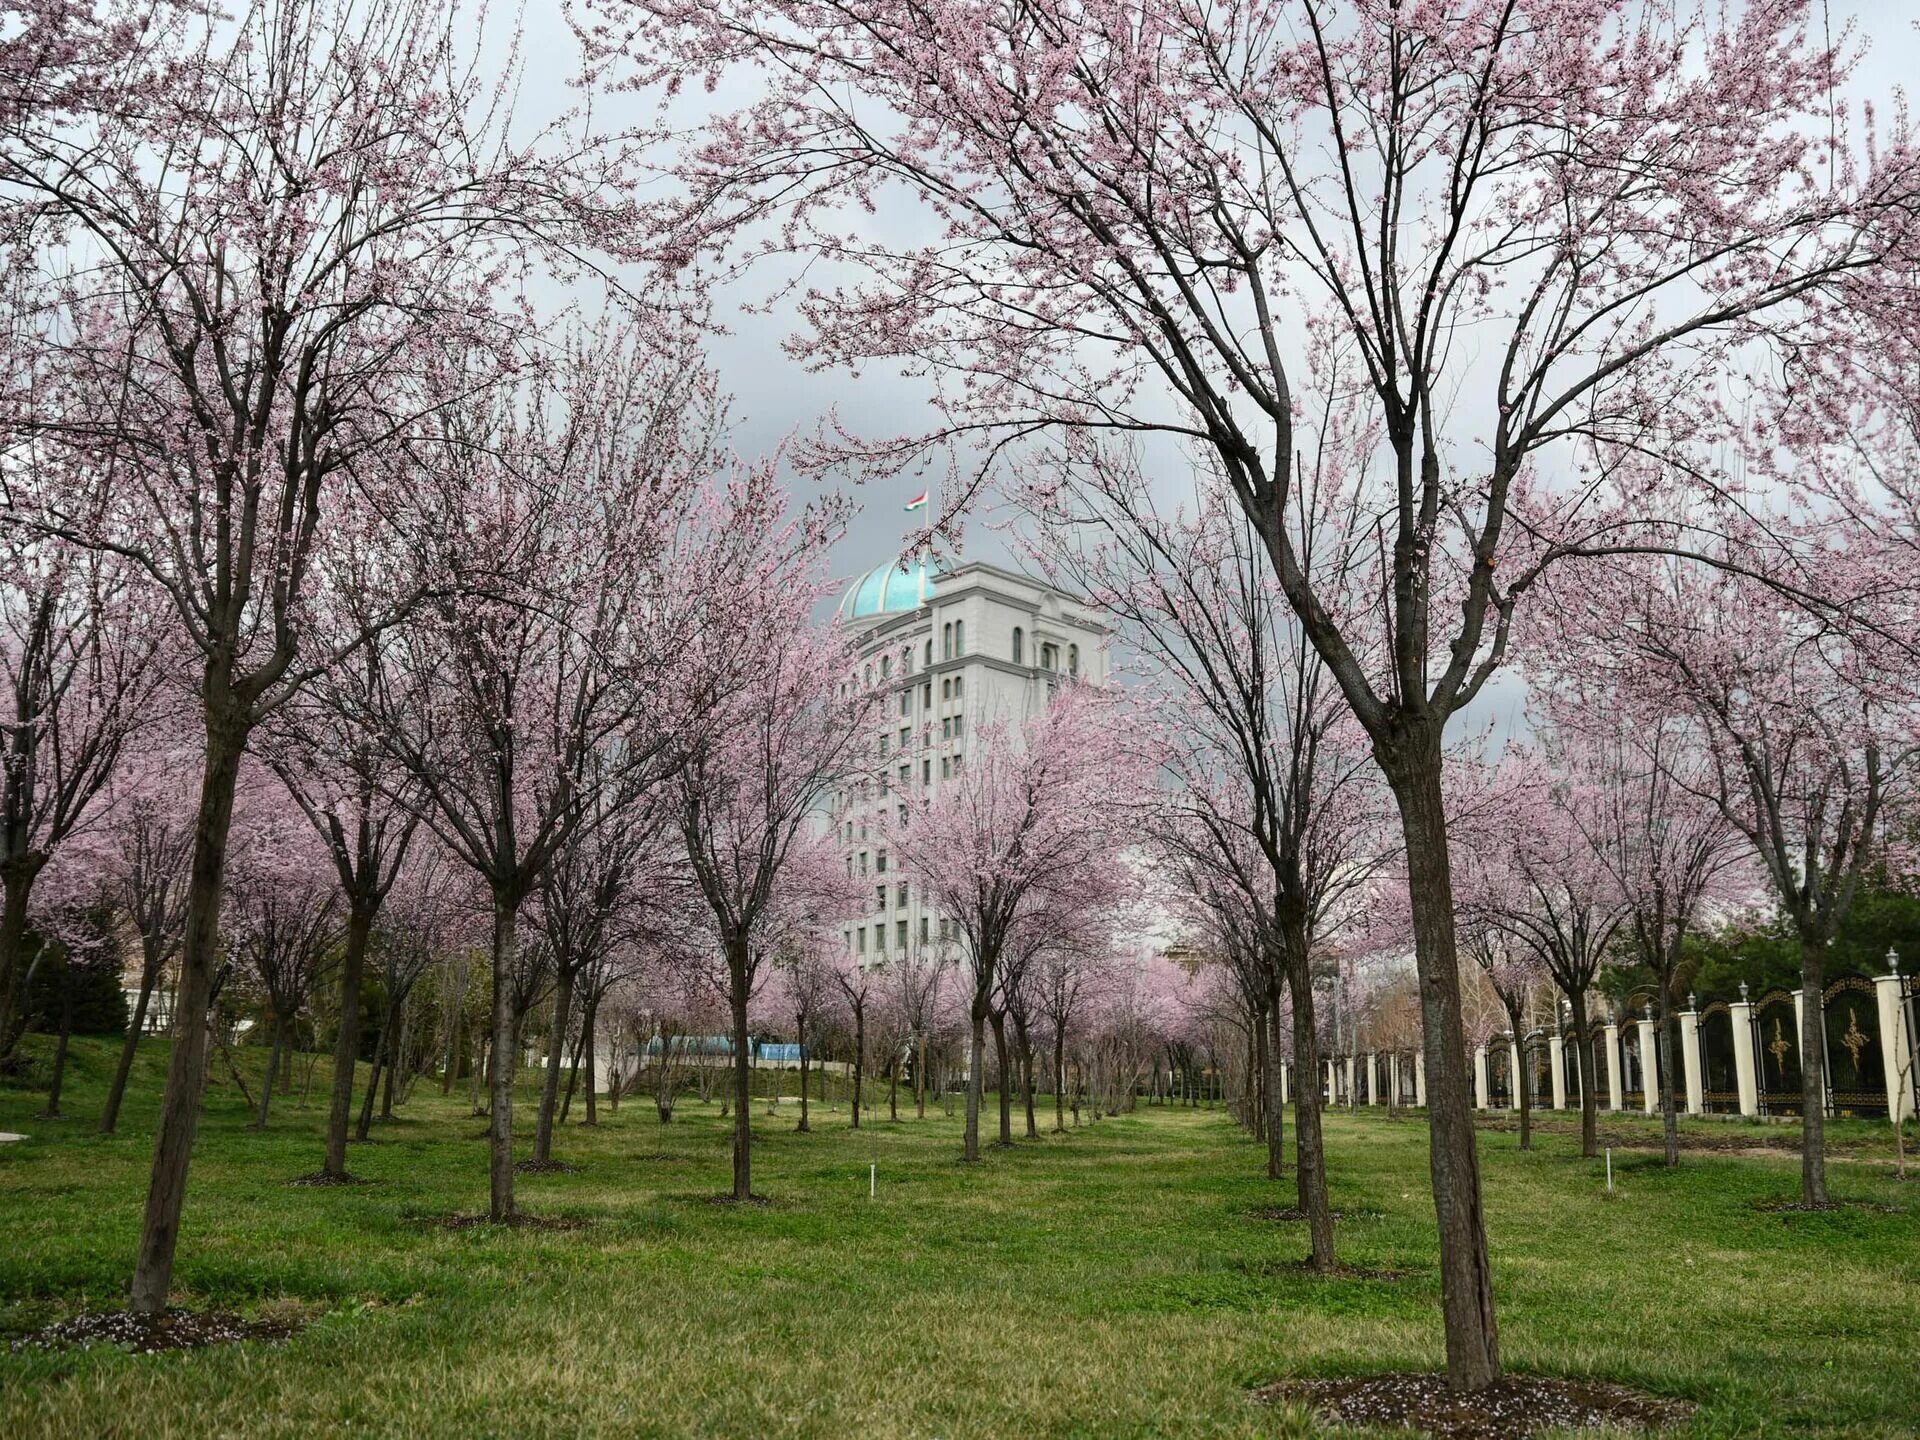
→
(606, 0, 1920, 1387)
(0, 536, 162, 1063)
(673, 541, 873, 1198)
(0, 0, 653, 1311)
(1544, 552, 1917, 1202)
(886, 684, 1147, 1162)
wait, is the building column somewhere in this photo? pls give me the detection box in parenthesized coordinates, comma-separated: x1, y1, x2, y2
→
(1324, 1060, 1335, 1105)
(1279, 1061, 1291, 1107)
(1473, 1045, 1490, 1111)
(1344, 1055, 1356, 1105)
(1730, 995, 1759, 1117)
(1370, 1054, 1384, 1105)
(1679, 1004, 1704, 1116)
(1389, 1051, 1401, 1108)
(1414, 1050, 1426, 1108)
(1549, 1034, 1567, 1111)
(1637, 1015, 1658, 1114)
(1875, 972, 1915, 1124)
(1508, 1039, 1522, 1111)
(1603, 1022, 1624, 1111)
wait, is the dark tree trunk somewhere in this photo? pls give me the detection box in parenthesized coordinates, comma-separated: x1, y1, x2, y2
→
(1014, 1012, 1037, 1139)
(1797, 935, 1829, 1206)
(849, 1000, 865, 1130)
(130, 713, 245, 1315)
(487, 895, 519, 1222)
(964, 995, 987, 1161)
(255, 1016, 287, 1129)
(380, 1012, 399, 1118)
(1287, 955, 1335, 1272)
(323, 905, 375, 1179)
(989, 1008, 1012, 1147)
(40, 953, 75, 1118)
(101, 959, 160, 1135)
(1568, 988, 1598, 1160)
(1655, 984, 1678, 1167)
(0, 863, 40, 1063)
(357, 1032, 383, 1141)
(796, 1011, 811, 1132)
(728, 937, 753, 1200)
(1052, 1029, 1066, 1133)
(575, 996, 599, 1126)
(1263, 993, 1286, 1180)
(534, 967, 574, 1165)
(1379, 737, 1501, 1391)
(915, 1031, 927, 1119)
(888, 1054, 899, 1121)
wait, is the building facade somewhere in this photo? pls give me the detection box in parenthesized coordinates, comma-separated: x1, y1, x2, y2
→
(834, 557, 1109, 966)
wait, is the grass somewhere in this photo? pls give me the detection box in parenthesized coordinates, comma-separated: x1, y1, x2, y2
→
(2, 1035, 1917, 1438)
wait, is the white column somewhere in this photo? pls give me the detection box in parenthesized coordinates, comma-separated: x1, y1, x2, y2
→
(1730, 998, 1759, 1117)
(1344, 1055, 1356, 1104)
(1324, 1060, 1335, 1104)
(1603, 1022, 1624, 1111)
(1474, 1045, 1490, 1110)
(1875, 974, 1915, 1124)
(1279, 1061, 1291, 1106)
(1370, 1053, 1384, 1105)
(1508, 1040, 1522, 1111)
(1549, 1034, 1567, 1110)
(1680, 1005, 1704, 1116)
(1637, 1016, 1658, 1113)
(1414, 1050, 1426, 1108)
(1389, 1051, 1401, 1107)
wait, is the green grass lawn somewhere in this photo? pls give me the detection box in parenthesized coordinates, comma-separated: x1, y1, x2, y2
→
(2, 1035, 1918, 1438)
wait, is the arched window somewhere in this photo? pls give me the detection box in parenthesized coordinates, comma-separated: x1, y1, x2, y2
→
(924, 639, 933, 666)
(953, 620, 964, 655)
(1041, 642, 1057, 671)
(1068, 644, 1079, 677)
(1012, 627, 1024, 664)
(941, 622, 951, 660)
(880, 655, 891, 679)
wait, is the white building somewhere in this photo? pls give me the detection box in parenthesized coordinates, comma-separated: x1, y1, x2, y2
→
(833, 557, 1109, 967)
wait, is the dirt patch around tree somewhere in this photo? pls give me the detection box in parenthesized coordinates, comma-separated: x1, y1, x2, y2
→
(1255, 1373, 1693, 1438)
(1750, 1196, 1903, 1215)
(288, 1170, 374, 1187)
(9, 1305, 309, 1356)
(427, 1212, 594, 1232)
(1248, 1206, 1382, 1223)
(511, 1159, 580, 1175)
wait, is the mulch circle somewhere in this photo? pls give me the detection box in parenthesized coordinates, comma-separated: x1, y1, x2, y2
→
(288, 1171, 374, 1188)
(430, 1212, 594, 1232)
(1751, 1196, 1902, 1214)
(703, 1193, 773, 1208)
(1277, 1259, 1411, 1282)
(9, 1307, 305, 1356)
(1255, 1374, 1692, 1438)
(511, 1159, 580, 1175)
(1250, 1206, 1380, 1223)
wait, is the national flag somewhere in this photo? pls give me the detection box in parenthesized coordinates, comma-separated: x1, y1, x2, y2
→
(903, 491, 929, 513)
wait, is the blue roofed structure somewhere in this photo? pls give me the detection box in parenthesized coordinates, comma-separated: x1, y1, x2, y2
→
(837, 558, 937, 621)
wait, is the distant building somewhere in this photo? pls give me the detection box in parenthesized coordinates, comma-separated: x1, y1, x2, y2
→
(833, 558, 1109, 968)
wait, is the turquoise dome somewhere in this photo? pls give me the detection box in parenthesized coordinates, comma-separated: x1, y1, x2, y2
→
(838, 558, 936, 620)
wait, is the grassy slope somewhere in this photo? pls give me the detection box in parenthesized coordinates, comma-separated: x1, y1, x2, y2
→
(1, 1036, 1917, 1439)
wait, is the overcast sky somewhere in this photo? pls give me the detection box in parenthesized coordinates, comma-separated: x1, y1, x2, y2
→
(521, 0, 1914, 735)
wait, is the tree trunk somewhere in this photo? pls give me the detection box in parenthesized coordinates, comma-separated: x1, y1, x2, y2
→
(888, 1054, 899, 1121)
(1655, 983, 1678, 1167)
(101, 959, 160, 1135)
(1569, 987, 1598, 1160)
(796, 1011, 811, 1132)
(130, 714, 246, 1315)
(1014, 1012, 1037, 1139)
(321, 905, 375, 1178)
(381, 1009, 400, 1118)
(534, 967, 574, 1165)
(441, 963, 465, 1095)
(1798, 934, 1829, 1206)
(1287, 956, 1335, 1272)
(1380, 737, 1501, 1391)
(1052, 1029, 1067, 1133)
(357, 1029, 383, 1141)
(580, 996, 600, 1126)
(40, 952, 75, 1118)
(1509, 1008, 1533, 1154)
(1263, 995, 1286, 1180)
(964, 997, 986, 1162)
(0, 862, 40, 1063)
(254, 1015, 287, 1129)
(915, 1030, 927, 1119)
(850, 1001, 865, 1130)
(989, 1008, 1012, 1147)
(487, 895, 519, 1222)
(728, 939, 753, 1200)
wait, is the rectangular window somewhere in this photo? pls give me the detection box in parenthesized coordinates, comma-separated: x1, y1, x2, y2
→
(874, 923, 886, 952)
(919, 917, 930, 943)
(896, 883, 908, 906)
(922, 682, 931, 707)
(899, 726, 910, 747)
(859, 852, 868, 875)
(879, 735, 889, 758)
(952, 714, 963, 737)
(898, 804, 908, 825)
(879, 775, 889, 796)
(897, 920, 908, 949)
(856, 929, 867, 954)
(922, 760, 931, 784)
(876, 850, 888, 873)
(940, 756, 951, 780)
(940, 717, 952, 739)
(898, 764, 910, 787)
(876, 885, 887, 912)
(899, 692, 910, 716)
